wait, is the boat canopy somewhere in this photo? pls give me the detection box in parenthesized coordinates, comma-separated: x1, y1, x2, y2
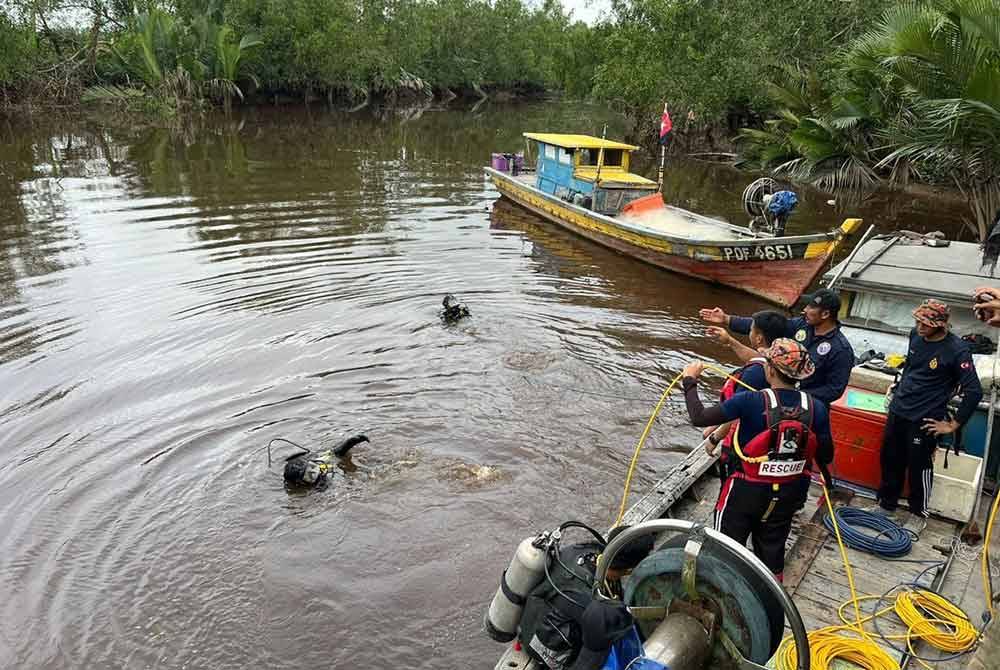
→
(523, 133, 638, 151)
(824, 237, 996, 346)
(824, 238, 993, 305)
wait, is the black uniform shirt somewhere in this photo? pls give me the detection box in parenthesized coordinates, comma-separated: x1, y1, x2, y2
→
(730, 316, 855, 405)
(890, 329, 983, 424)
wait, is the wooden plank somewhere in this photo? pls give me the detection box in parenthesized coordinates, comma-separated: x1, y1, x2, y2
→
(620, 447, 718, 526)
(784, 503, 835, 595)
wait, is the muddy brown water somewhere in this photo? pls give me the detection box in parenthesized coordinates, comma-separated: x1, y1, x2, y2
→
(0, 102, 968, 669)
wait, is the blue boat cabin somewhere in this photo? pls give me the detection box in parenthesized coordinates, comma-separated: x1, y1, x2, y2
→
(525, 133, 657, 215)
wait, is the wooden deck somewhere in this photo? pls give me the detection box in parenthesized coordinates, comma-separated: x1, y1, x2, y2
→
(492, 448, 1000, 670)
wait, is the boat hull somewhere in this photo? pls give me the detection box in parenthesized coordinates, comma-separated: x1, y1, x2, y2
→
(487, 169, 861, 307)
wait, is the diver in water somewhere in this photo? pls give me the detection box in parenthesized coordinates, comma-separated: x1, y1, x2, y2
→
(282, 434, 370, 487)
(441, 294, 470, 322)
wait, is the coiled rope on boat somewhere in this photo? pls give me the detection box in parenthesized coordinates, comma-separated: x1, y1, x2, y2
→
(822, 506, 914, 558)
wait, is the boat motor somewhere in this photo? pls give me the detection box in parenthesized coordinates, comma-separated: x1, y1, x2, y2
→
(593, 520, 811, 670)
(742, 177, 798, 238)
(484, 534, 549, 642)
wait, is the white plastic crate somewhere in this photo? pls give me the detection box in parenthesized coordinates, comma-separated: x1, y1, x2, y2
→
(928, 450, 983, 522)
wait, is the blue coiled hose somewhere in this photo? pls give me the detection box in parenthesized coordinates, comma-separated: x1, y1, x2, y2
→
(822, 506, 914, 558)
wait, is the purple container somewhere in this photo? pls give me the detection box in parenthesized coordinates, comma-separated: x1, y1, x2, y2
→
(491, 152, 525, 174)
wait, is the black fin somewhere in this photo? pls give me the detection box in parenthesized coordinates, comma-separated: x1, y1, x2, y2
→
(332, 434, 370, 457)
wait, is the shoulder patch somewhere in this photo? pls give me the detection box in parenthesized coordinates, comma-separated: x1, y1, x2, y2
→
(794, 329, 807, 342)
(817, 342, 832, 356)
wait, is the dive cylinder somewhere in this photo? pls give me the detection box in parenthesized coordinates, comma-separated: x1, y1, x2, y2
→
(484, 536, 548, 642)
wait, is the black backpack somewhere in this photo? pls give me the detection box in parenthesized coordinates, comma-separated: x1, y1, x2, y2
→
(518, 542, 600, 669)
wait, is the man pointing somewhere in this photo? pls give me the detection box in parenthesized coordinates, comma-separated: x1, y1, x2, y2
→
(700, 288, 855, 405)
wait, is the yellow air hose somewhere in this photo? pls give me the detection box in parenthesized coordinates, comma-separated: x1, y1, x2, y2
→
(611, 362, 983, 669)
(982, 485, 999, 617)
(613, 363, 754, 527)
(613, 371, 684, 527)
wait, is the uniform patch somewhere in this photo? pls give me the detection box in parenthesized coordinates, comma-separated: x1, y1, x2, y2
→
(930, 357, 938, 370)
(961, 361, 971, 369)
(795, 329, 807, 342)
(817, 342, 832, 356)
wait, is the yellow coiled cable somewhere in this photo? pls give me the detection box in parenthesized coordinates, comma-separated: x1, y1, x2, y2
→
(774, 483, 980, 670)
(896, 589, 979, 659)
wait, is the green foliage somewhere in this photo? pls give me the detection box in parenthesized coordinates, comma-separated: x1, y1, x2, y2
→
(853, 0, 1000, 239)
(3, 0, 600, 107)
(223, 0, 598, 95)
(595, 0, 893, 121)
(0, 14, 39, 90)
(737, 67, 880, 194)
(107, 5, 261, 111)
(737, 0, 1000, 239)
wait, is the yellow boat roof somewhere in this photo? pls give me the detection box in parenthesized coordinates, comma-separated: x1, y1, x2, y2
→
(574, 166, 656, 186)
(523, 133, 638, 151)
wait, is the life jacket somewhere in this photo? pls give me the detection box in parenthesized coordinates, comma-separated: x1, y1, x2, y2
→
(718, 357, 768, 456)
(731, 388, 818, 484)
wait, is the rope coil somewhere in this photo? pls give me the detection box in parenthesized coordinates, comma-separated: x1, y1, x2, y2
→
(821, 507, 914, 558)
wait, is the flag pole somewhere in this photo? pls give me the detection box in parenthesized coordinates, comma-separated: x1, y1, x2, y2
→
(657, 103, 667, 192)
(594, 123, 608, 187)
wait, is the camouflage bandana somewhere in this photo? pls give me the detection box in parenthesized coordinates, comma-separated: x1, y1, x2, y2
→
(764, 337, 816, 380)
(913, 299, 950, 328)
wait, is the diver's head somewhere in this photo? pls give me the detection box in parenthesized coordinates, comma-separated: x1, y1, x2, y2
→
(283, 457, 323, 485)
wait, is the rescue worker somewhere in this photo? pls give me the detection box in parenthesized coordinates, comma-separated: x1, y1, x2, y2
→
(518, 525, 653, 670)
(876, 300, 982, 522)
(699, 288, 855, 405)
(704, 310, 789, 479)
(681, 339, 834, 580)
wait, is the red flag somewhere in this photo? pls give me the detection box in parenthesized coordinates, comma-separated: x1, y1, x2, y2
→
(659, 107, 673, 144)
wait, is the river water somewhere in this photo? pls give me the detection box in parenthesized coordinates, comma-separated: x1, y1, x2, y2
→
(0, 102, 966, 669)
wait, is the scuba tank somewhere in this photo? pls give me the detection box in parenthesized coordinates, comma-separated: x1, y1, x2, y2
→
(484, 535, 548, 642)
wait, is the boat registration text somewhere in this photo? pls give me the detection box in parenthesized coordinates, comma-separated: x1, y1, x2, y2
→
(721, 244, 796, 261)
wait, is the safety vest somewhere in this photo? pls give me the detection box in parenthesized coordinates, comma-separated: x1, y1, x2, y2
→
(718, 357, 767, 456)
(732, 388, 818, 484)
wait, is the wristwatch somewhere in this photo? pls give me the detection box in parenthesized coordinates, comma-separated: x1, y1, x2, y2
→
(708, 433, 721, 446)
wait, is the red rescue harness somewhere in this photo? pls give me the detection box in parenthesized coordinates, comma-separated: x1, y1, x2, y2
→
(731, 388, 818, 485)
(718, 358, 767, 459)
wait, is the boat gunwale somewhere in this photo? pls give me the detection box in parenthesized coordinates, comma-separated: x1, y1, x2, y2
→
(485, 168, 845, 249)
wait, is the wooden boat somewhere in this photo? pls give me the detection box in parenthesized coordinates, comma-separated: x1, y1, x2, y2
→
(485, 133, 862, 307)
